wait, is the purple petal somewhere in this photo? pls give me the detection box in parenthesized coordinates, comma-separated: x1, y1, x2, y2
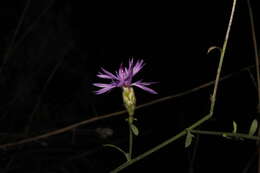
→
(132, 81, 157, 94)
(132, 59, 145, 76)
(94, 58, 157, 95)
(134, 80, 158, 86)
(129, 58, 134, 66)
(117, 64, 125, 80)
(93, 83, 116, 94)
(97, 73, 114, 79)
(93, 83, 114, 88)
(95, 87, 114, 94)
(126, 59, 134, 81)
(128, 58, 134, 72)
(99, 68, 117, 80)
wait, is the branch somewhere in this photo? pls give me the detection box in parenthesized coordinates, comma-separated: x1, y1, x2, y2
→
(191, 130, 260, 141)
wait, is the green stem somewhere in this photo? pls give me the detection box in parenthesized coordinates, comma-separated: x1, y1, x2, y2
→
(210, 0, 237, 115)
(111, 0, 237, 172)
(191, 130, 260, 141)
(110, 114, 211, 173)
(128, 120, 133, 160)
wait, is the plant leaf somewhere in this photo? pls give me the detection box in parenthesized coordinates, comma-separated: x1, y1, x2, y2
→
(103, 144, 129, 161)
(207, 46, 222, 54)
(233, 121, 237, 133)
(249, 119, 258, 136)
(131, 124, 139, 136)
(222, 133, 231, 139)
(125, 153, 131, 161)
(185, 130, 194, 148)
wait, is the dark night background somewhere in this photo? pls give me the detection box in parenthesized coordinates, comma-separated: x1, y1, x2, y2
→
(0, 0, 259, 172)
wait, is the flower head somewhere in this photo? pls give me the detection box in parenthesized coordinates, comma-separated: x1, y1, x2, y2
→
(93, 58, 157, 95)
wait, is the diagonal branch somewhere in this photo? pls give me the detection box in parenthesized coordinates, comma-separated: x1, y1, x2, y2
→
(0, 0, 32, 74)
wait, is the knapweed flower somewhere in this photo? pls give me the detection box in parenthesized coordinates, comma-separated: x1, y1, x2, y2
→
(93, 58, 157, 95)
(93, 58, 157, 116)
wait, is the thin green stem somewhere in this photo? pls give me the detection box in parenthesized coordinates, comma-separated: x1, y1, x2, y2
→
(191, 130, 260, 141)
(111, 0, 237, 172)
(210, 0, 237, 115)
(128, 121, 133, 160)
(110, 114, 211, 173)
(104, 144, 129, 161)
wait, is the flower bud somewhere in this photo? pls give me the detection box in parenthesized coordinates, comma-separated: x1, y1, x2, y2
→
(122, 87, 136, 117)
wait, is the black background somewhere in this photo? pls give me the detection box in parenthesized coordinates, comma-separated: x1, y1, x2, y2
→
(0, 0, 259, 172)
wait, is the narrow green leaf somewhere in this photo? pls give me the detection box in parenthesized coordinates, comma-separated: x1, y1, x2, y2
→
(249, 119, 258, 136)
(131, 124, 139, 136)
(233, 121, 237, 133)
(222, 133, 231, 139)
(125, 153, 131, 161)
(103, 144, 129, 161)
(207, 46, 222, 54)
(185, 131, 194, 148)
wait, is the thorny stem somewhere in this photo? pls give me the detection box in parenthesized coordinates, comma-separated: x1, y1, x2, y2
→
(111, 0, 237, 172)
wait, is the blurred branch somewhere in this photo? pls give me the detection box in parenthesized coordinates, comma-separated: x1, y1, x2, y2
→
(0, 0, 32, 74)
(13, 0, 55, 51)
(0, 0, 55, 113)
(242, 151, 257, 173)
(247, 68, 258, 89)
(24, 42, 74, 135)
(246, 0, 260, 103)
(246, 1, 260, 173)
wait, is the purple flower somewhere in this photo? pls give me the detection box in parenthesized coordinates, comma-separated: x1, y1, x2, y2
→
(93, 58, 157, 95)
